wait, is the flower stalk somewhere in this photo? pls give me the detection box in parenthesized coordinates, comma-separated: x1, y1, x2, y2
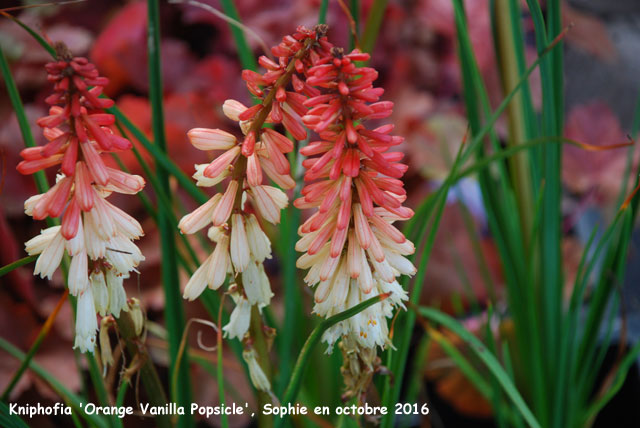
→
(115, 307, 171, 428)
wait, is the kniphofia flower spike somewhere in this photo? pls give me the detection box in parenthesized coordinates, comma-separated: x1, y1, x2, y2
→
(294, 48, 415, 398)
(179, 26, 332, 391)
(18, 43, 145, 353)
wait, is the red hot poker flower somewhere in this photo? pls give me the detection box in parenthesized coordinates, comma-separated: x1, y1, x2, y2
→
(18, 43, 145, 353)
(295, 47, 415, 352)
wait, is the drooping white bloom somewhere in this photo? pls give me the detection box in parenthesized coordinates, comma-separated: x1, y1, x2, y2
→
(245, 214, 271, 262)
(105, 234, 145, 274)
(183, 253, 213, 301)
(68, 250, 89, 295)
(193, 164, 230, 187)
(27, 227, 65, 280)
(91, 270, 109, 316)
(106, 269, 128, 318)
(207, 234, 232, 289)
(298, 214, 413, 352)
(74, 288, 98, 353)
(243, 348, 271, 392)
(242, 261, 273, 308)
(23, 176, 145, 353)
(230, 214, 250, 272)
(223, 293, 251, 340)
(178, 193, 222, 234)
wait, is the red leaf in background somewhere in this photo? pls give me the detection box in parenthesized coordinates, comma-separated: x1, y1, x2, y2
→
(418, 0, 494, 72)
(90, 2, 148, 95)
(176, 56, 243, 104)
(418, 203, 503, 314)
(563, 101, 633, 203)
(115, 93, 223, 175)
(0, 106, 48, 216)
(109, 95, 153, 174)
(89, 1, 209, 96)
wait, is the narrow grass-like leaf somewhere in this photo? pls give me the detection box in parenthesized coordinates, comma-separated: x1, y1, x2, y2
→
(0, 337, 109, 428)
(146, 1, 193, 426)
(219, 0, 257, 71)
(318, 0, 329, 24)
(360, 0, 388, 53)
(416, 306, 541, 428)
(0, 402, 30, 428)
(427, 327, 492, 398)
(0, 256, 37, 278)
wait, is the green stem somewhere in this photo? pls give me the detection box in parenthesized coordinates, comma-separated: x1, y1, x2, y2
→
(360, 0, 388, 53)
(318, 0, 329, 24)
(115, 312, 171, 428)
(349, 0, 360, 50)
(217, 296, 230, 428)
(0, 255, 37, 278)
(249, 305, 273, 428)
(146, 1, 193, 426)
(494, 0, 534, 247)
(275, 204, 302, 395)
(115, 378, 129, 408)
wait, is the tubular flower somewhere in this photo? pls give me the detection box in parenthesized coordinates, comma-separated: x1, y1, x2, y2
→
(18, 44, 145, 353)
(295, 48, 415, 353)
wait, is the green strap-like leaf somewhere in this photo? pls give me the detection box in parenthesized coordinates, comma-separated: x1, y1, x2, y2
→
(416, 306, 541, 428)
